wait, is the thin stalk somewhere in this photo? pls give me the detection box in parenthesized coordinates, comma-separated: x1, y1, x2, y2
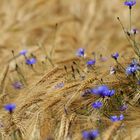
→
(16, 65, 27, 85)
(117, 17, 132, 45)
(129, 6, 132, 31)
(117, 17, 139, 57)
(45, 56, 54, 67)
(49, 24, 58, 59)
(38, 43, 54, 67)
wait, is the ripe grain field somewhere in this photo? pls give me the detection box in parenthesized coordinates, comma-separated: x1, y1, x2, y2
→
(0, 0, 140, 140)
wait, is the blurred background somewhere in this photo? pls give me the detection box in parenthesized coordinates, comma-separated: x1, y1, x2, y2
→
(0, 0, 139, 69)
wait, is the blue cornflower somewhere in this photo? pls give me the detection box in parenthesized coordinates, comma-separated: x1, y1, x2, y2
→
(126, 63, 138, 75)
(106, 89, 115, 97)
(4, 104, 16, 113)
(110, 115, 118, 122)
(119, 114, 124, 121)
(92, 101, 103, 109)
(111, 52, 119, 60)
(26, 58, 37, 65)
(91, 85, 115, 97)
(120, 104, 127, 111)
(12, 81, 23, 89)
(76, 48, 85, 57)
(110, 114, 124, 122)
(82, 130, 99, 140)
(86, 59, 96, 67)
(19, 50, 27, 55)
(91, 85, 108, 95)
(124, 0, 136, 7)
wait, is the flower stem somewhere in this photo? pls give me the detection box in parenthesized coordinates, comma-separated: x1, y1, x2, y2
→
(129, 6, 132, 31)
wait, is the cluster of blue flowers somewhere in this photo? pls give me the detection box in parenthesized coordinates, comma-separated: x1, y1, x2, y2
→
(76, 48, 96, 68)
(91, 85, 115, 97)
(19, 49, 37, 65)
(90, 85, 124, 122)
(70, 1, 136, 139)
(3, 1, 137, 139)
(111, 53, 140, 76)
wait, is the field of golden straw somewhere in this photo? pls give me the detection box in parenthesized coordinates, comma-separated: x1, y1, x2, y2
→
(0, 0, 140, 140)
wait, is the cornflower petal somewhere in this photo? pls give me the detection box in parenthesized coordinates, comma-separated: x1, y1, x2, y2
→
(124, 0, 136, 7)
(92, 101, 103, 109)
(76, 48, 85, 57)
(4, 104, 16, 113)
(19, 50, 27, 55)
(26, 58, 37, 65)
(111, 52, 119, 60)
(82, 130, 99, 140)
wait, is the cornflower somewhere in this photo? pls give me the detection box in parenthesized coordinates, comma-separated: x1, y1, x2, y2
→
(111, 52, 119, 60)
(86, 59, 96, 67)
(91, 85, 115, 97)
(82, 130, 99, 140)
(76, 48, 85, 57)
(124, 0, 136, 7)
(110, 114, 124, 122)
(4, 104, 16, 113)
(26, 58, 37, 65)
(92, 101, 103, 109)
(19, 49, 27, 56)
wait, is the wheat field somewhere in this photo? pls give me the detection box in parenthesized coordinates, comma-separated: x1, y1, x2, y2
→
(0, 0, 140, 140)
